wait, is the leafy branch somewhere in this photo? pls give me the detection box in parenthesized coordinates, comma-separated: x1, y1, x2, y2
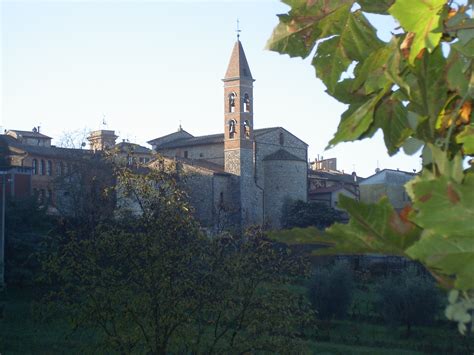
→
(267, 0, 473, 332)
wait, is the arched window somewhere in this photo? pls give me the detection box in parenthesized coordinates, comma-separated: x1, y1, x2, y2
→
(228, 93, 236, 113)
(243, 93, 250, 112)
(32, 159, 38, 175)
(243, 120, 250, 139)
(57, 162, 63, 176)
(279, 132, 284, 145)
(46, 160, 52, 176)
(40, 160, 45, 175)
(229, 119, 236, 138)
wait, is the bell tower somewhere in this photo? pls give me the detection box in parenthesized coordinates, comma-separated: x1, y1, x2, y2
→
(223, 38, 261, 229)
(223, 39, 255, 175)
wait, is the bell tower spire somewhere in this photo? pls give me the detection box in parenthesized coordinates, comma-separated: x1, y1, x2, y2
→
(223, 38, 255, 175)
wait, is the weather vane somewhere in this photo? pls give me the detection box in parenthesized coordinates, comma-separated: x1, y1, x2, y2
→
(236, 19, 241, 39)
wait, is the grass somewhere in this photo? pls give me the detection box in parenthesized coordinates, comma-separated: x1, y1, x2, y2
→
(0, 288, 99, 354)
(1, 285, 473, 354)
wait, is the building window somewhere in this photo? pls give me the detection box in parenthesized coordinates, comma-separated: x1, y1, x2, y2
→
(57, 162, 63, 176)
(279, 132, 284, 146)
(40, 160, 45, 175)
(199, 153, 204, 158)
(184, 151, 188, 158)
(229, 92, 236, 113)
(47, 160, 52, 176)
(243, 93, 250, 112)
(229, 119, 236, 139)
(32, 159, 38, 175)
(243, 120, 250, 139)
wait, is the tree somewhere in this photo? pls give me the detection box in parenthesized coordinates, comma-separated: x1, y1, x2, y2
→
(281, 199, 344, 229)
(41, 160, 312, 353)
(267, 0, 473, 332)
(375, 268, 441, 337)
(5, 196, 52, 286)
(56, 128, 90, 149)
(52, 152, 115, 228)
(309, 261, 354, 320)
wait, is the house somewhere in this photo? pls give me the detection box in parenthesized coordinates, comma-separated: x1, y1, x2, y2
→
(359, 168, 416, 210)
(308, 157, 360, 209)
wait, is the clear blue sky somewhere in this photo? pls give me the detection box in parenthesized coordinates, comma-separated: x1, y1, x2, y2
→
(1, 0, 421, 177)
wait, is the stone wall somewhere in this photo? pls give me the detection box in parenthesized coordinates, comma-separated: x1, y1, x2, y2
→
(159, 143, 224, 166)
(263, 158, 308, 229)
(254, 128, 307, 189)
(360, 184, 410, 210)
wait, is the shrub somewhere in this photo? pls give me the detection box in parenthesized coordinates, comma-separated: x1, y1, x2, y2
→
(5, 197, 52, 286)
(308, 261, 354, 320)
(281, 200, 344, 229)
(375, 268, 442, 337)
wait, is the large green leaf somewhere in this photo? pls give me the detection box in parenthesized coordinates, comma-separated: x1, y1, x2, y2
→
(457, 124, 474, 154)
(266, 0, 354, 58)
(313, 10, 383, 93)
(328, 86, 390, 147)
(374, 96, 413, 155)
(269, 196, 421, 256)
(406, 231, 474, 290)
(407, 173, 474, 238)
(447, 48, 471, 97)
(412, 47, 448, 127)
(357, 0, 395, 14)
(352, 44, 393, 94)
(388, 0, 446, 64)
(323, 195, 421, 255)
(313, 36, 353, 94)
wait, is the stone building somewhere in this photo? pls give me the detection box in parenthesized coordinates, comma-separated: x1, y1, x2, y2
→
(359, 168, 416, 211)
(1, 40, 308, 230)
(148, 40, 308, 230)
(308, 157, 360, 210)
(0, 127, 151, 209)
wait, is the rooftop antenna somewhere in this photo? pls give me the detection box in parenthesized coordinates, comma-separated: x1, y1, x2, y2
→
(236, 19, 241, 40)
(102, 114, 107, 128)
(178, 120, 182, 131)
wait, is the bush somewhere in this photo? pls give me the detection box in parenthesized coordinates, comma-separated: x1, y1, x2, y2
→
(308, 261, 354, 320)
(281, 200, 343, 230)
(5, 197, 52, 286)
(375, 268, 442, 337)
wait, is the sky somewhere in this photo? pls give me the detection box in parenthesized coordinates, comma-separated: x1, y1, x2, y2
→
(1, 0, 422, 177)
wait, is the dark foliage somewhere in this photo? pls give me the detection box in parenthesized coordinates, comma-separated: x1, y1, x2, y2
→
(308, 261, 354, 320)
(375, 268, 442, 337)
(40, 164, 312, 354)
(5, 197, 53, 286)
(281, 200, 343, 229)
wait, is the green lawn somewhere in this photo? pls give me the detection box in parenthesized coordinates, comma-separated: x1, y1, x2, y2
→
(1, 286, 473, 354)
(0, 288, 99, 354)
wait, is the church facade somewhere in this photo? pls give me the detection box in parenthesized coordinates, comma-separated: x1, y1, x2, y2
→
(148, 40, 308, 230)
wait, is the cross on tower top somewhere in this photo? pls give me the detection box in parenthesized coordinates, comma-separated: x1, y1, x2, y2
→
(236, 19, 241, 39)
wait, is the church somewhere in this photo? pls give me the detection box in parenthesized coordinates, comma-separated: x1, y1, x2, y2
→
(0, 39, 309, 231)
(147, 40, 308, 231)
